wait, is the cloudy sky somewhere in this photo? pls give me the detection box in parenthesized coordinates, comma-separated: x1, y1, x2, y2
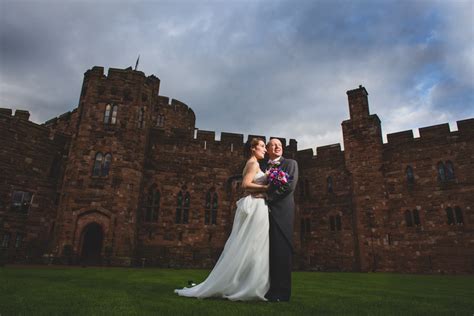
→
(1, 0, 473, 151)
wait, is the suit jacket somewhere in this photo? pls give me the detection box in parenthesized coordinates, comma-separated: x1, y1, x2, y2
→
(263, 157, 299, 250)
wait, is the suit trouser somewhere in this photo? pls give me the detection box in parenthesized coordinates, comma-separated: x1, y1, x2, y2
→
(267, 214, 292, 301)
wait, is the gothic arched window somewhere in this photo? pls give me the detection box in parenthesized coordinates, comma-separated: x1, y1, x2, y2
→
(327, 176, 333, 193)
(145, 185, 160, 222)
(92, 152, 112, 177)
(406, 165, 414, 185)
(157, 115, 165, 127)
(445, 161, 455, 180)
(103, 153, 112, 176)
(104, 104, 118, 125)
(92, 152, 103, 176)
(446, 207, 454, 225)
(176, 188, 190, 224)
(205, 191, 211, 225)
(405, 210, 413, 227)
(454, 206, 464, 224)
(176, 191, 183, 224)
(183, 192, 190, 224)
(405, 209, 421, 227)
(111, 105, 118, 124)
(329, 215, 341, 232)
(211, 192, 218, 224)
(335, 215, 342, 231)
(437, 162, 446, 182)
(413, 209, 421, 226)
(104, 104, 111, 123)
(300, 218, 311, 242)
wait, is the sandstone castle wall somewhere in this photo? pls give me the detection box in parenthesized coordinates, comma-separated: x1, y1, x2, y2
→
(1, 67, 472, 273)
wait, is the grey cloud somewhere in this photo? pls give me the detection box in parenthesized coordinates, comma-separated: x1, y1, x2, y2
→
(0, 0, 472, 151)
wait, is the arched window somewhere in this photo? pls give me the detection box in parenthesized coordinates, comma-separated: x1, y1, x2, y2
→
(111, 105, 118, 124)
(145, 185, 160, 222)
(454, 206, 464, 224)
(1, 232, 11, 248)
(157, 115, 165, 127)
(335, 215, 342, 231)
(183, 192, 190, 224)
(205, 191, 211, 225)
(413, 209, 420, 226)
(211, 192, 218, 225)
(15, 233, 23, 248)
(406, 166, 414, 185)
(104, 104, 111, 123)
(446, 207, 454, 225)
(445, 161, 455, 180)
(176, 188, 190, 224)
(11, 191, 33, 214)
(92, 152, 112, 177)
(329, 215, 341, 232)
(93, 152, 103, 176)
(176, 191, 183, 224)
(405, 209, 421, 227)
(300, 218, 311, 242)
(405, 210, 413, 227)
(437, 162, 446, 182)
(327, 176, 333, 193)
(103, 153, 112, 176)
(329, 216, 335, 231)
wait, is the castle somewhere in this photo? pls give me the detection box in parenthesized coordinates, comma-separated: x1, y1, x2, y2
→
(1, 66, 473, 273)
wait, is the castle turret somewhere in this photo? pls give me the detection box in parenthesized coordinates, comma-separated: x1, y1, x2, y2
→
(53, 66, 162, 265)
(342, 86, 387, 272)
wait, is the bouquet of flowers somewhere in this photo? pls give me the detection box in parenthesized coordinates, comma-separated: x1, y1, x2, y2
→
(266, 166, 292, 194)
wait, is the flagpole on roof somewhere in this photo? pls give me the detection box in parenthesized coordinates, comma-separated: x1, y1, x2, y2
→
(134, 55, 140, 71)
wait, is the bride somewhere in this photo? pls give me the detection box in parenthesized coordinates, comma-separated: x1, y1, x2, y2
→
(175, 138, 270, 301)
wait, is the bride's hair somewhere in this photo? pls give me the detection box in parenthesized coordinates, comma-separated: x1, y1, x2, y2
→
(245, 137, 265, 158)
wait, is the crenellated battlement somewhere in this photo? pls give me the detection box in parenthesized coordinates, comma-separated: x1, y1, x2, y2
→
(418, 123, 450, 139)
(386, 130, 414, 145)
(156, 95, 195, 117)
(161, 128, 297, 154)
(385, 119, 474, 146)
(82, 66, 161, 99)
(220, 132, 244, 144)
(84, 66, 160, 85)
(43, 108, 78, 127)
(0, 108, 30, 121)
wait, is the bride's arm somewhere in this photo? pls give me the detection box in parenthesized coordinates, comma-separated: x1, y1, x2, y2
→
(242, 161, 269, 193)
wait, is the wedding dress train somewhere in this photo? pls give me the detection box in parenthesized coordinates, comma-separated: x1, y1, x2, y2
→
(174, 171, 269, 301)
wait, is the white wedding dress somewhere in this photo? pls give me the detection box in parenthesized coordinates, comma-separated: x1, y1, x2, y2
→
(175, 170, 270, 301)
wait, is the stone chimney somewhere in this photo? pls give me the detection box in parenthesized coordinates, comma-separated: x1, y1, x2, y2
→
(347, 85, 369, 121)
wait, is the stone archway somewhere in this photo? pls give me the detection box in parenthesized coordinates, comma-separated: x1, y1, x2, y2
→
(80, 222, 104, 265)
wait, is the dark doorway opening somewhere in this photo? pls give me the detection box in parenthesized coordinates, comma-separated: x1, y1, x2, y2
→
(80, 223, 104, 265)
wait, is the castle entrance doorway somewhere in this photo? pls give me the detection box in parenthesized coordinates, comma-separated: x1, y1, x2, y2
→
(80, 222, 104, 265)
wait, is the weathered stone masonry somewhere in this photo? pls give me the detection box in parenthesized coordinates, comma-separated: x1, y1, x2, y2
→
(1, 66, 473, 273)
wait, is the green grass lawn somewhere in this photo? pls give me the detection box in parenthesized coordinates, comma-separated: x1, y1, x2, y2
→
(0, 266, 473, 315)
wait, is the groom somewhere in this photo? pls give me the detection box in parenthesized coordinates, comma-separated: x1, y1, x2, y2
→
(264, 138, 299, 302)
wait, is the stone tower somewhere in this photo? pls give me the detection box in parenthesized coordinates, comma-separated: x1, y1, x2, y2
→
(342, 86, 387, 272)
(53, 66, 160, 264)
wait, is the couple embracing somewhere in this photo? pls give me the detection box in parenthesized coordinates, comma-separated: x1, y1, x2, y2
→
(175, 138, 298, 302)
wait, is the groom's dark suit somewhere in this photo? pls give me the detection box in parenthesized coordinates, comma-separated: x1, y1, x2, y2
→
(263, 157, 298, 302)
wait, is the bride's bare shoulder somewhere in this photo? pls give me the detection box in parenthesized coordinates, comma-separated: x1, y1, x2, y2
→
(243, 159, 259, 174)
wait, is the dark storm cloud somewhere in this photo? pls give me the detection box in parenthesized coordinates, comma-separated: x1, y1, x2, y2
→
(0, 0, 472, 150)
